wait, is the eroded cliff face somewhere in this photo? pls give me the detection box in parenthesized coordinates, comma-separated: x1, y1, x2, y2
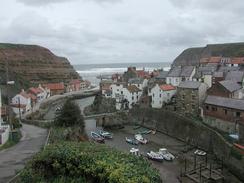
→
(0, 43, 80, 86)
(173, 42, 244, 66)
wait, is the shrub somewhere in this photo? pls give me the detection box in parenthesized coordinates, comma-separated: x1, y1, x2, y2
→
(18, 142, 162, 183)
(54, 100, 84, 128)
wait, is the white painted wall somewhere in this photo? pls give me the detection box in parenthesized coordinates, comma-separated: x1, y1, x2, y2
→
(111, 84, 124, 98)
(203, 74, 212, 88)
(12, 94, 31, 114)
(122, 88, 142, 109)
(0, 125, 10, 145)
(166, 77, 181, 86)
(151, 84, 176, 108)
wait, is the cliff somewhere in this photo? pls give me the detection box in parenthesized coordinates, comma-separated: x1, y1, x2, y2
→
(0, 43, 80, 88)
(0, 43, 81, 101)
(173, 42, 244, 66)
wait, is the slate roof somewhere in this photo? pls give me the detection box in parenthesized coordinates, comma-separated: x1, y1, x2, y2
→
(167, 67, 181, 77)
(181, 66, 195, 77)
(219, 80, 242, 92)
(178, 81, 201, 89)
(218, 66, 240, 72)
(225, 71, 244, 83)
(127, 85, 141, 93)
(167, 66, 194, 77)
(213, 71, 224, 78)
(128, 78, 144, 84)
(205, 95, 244, 111)
(156, 71, 168, 79)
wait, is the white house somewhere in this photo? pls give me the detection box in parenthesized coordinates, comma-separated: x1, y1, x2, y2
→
(122, 85, 142, 109)
(0, 88, 10, 145)
(128, 78, 148, 90)
(114, 85, 142, 110)
(151, 84, 176, 108)
(111, 82, 125, 98)
(166, 66, 196, 86)
(28, 85, 50, 103)
(11, 90, 32, 114)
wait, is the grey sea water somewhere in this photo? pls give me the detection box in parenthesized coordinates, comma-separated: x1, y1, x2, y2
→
(74, 62, 171, 86)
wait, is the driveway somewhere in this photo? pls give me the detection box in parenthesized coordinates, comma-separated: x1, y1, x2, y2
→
(0, 124, 47, 183)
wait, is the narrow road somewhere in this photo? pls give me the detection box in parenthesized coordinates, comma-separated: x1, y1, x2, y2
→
(0, 124, 47, 183)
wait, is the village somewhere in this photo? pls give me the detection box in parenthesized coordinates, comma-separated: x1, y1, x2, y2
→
(0, 56, 244, 182)
(99, 56, 244, 147)
(0, 79, 91, 146)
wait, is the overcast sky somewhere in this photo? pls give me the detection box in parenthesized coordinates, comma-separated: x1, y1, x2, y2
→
(0, 0, 244, 64)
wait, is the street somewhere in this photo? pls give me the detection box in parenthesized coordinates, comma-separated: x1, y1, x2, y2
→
(0, 124, 47, 183)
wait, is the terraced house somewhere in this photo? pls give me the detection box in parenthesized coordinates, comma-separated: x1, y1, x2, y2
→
(176, 81, 208, 115)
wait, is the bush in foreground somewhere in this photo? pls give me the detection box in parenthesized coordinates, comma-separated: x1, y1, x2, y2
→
(18, 142, 161, 183)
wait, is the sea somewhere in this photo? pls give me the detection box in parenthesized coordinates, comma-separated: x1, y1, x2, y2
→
(74, 62, 171, 86)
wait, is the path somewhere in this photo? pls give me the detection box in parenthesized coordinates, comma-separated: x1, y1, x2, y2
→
(0, 124, 47, 183)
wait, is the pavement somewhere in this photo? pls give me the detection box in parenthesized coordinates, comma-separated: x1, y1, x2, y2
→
(0, 124, 47, 183)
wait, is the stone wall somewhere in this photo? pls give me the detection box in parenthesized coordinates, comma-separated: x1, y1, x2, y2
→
(203, 116, 236, 133)
(129, 107, 244, 181)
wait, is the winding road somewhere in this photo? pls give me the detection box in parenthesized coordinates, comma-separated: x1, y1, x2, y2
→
(0, 124, 47, 183)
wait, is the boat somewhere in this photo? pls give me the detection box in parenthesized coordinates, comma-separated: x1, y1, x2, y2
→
(158, 148, 175, 161)
(130, 148, 140, 156)
(147, 151, 164, 162)
(91, 132, 105, 143)
(139, 129, 152, 135)
(125, 137, 139, 145)
(134, 134, 148, 144)
(99, 130, 113, 139)
(194, 149, 207, 156)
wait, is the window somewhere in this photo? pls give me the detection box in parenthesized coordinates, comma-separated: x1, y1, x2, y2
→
(121, 91, 123, 94)
(138, 84, 140, 87)
(153, 93, 155, 97)
(132, 96, 134, 100)
(206, 105, 209, 110)
(211, 106, 217, 111)
(182, 95, 185, 100)
(159, 94, 162, 98)
(236, 112, 241, 117)
(192, 95, 196, 100)
(224, 109, 227, 115)
(192, 104, 195, 109)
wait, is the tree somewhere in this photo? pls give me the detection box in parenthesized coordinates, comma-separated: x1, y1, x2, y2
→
(54, 100, 85, 129)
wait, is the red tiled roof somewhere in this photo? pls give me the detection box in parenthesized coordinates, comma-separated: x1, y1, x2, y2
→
(160, 84, 175, 91)
(69, 79, 81, 85)
(231, 57, 244, 64)
(136, 70, 150, 78)
(28, 87, 43, 95)
(200, 57, 221, 64)
(209, 57, 222, 63)
(43, 83, 65, 90)
(29, 93, 37, 100)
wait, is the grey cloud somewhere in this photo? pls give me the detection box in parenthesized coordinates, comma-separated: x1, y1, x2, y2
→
(17, 0, 122, 6)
